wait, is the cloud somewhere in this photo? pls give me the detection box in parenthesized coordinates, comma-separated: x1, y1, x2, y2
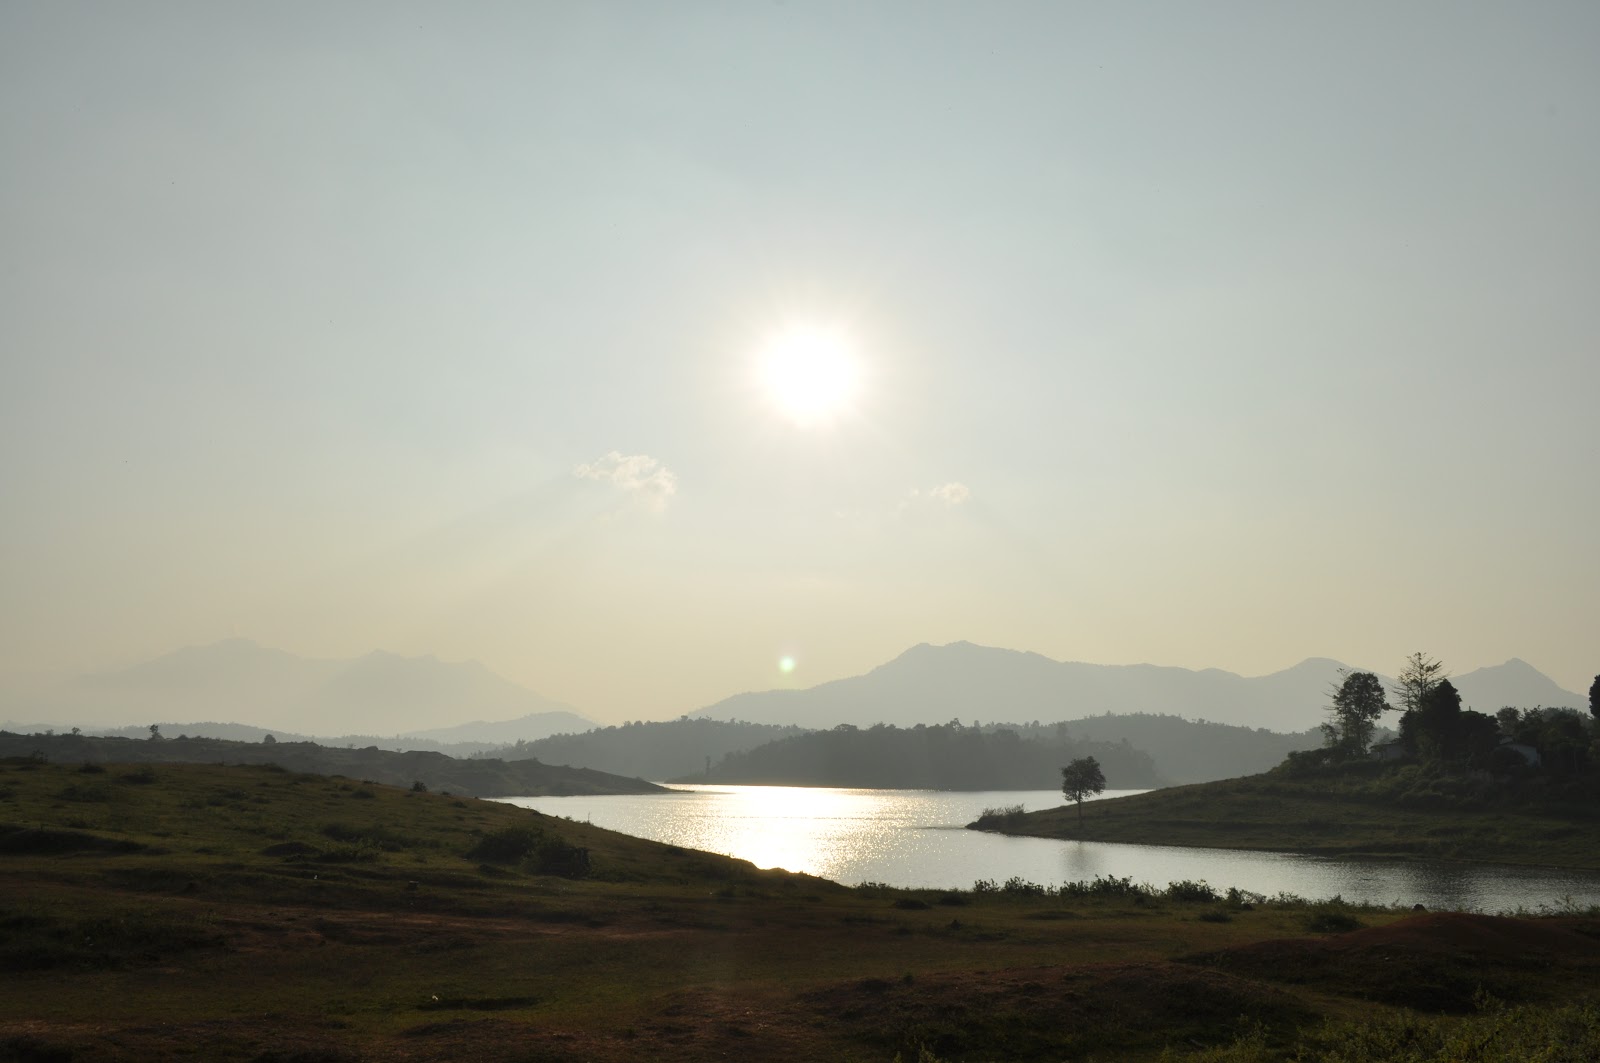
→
(573, 451, 678, 512)
(899, 481, 973, 515)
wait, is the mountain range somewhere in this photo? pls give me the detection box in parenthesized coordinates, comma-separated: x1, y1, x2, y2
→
(2, 638, 1584, 740)
(689, 642, 1586, 732)
(2, 638, 593, 738)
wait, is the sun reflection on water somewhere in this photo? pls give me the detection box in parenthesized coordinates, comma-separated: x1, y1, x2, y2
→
(644, 785, 919, 880)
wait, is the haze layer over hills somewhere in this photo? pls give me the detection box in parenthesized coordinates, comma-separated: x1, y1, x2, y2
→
(2, 638, 592, 738)
(3, 638, 1582, 745)
(691, 642, 1584, 733)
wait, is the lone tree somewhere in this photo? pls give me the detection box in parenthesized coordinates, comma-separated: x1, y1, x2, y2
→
(1590, 674, 1599, 722)
(1061, 756, 1106, 829)
(1323, 669, 1389, 757)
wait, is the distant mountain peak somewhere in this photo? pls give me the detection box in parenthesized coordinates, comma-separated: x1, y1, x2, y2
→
(1289, 656, 1348, 670)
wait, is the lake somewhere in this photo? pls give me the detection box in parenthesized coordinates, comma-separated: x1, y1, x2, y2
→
(498, 784, 1600, 913)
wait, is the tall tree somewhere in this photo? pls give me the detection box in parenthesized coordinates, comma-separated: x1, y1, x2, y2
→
(1324, 670, 1389, 757)
(1061, 756, 1106, 829)
(1495, 706, 1521, 737)
(1403, 678, 1464, 761)
(1392, 652, 1447, 715)
(1590, 675, 1599, 722)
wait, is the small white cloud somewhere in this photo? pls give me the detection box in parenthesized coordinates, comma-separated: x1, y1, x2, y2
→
(573, 451, 678, 512)
(899, 481, 972, 515)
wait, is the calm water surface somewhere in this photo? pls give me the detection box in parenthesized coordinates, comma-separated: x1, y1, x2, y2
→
(498, 785, 1600, 912)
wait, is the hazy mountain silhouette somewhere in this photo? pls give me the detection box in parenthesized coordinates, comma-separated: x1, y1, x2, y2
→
(6, 638, 1578, 750)
(691, 642, 1583, 732)
(1451, 658, 1586, 714)
(18, 639, 592, 737)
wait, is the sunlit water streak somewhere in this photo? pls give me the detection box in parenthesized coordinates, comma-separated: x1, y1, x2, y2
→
(497, 785, 1600, 912)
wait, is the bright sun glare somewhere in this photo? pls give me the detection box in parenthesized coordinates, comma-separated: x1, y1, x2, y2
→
(758, 324, 860, 425)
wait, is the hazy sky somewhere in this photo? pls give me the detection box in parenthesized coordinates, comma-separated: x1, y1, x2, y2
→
(4, 1, 1597, 723)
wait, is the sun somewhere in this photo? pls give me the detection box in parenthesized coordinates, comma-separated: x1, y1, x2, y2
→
(758, 324, 861, 425)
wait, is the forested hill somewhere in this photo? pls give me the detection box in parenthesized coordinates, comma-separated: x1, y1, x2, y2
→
(0, 731, 667, 798)
(691, 722, 1162, 789)
(476, 718, 805, 782)
(1060, 714, 1322, 784)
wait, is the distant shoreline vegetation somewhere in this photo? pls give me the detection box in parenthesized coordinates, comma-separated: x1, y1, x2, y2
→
(677, 720, 1162, 790)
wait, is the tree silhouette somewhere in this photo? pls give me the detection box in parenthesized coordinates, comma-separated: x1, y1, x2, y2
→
(1061, 756, 1106, 829)
(1590, 675, 1599, 722)
(1324, 670, 1389, 757)
(1402, 678, 1461, 760)
(1392, 652, 1447, 715)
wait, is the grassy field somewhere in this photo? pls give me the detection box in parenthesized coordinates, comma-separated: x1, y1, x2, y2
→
(3, 755, 1599, 1061)
(984, 763, 1600, 870)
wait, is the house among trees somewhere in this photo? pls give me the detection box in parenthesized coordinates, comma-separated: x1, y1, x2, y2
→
(1496, 741, 1541, 768)
(1369, 740, 1405, 762)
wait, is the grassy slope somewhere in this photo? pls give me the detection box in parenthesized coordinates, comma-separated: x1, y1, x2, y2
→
(0, 757, 1597, 1062)
(990, 764, 1600, 869)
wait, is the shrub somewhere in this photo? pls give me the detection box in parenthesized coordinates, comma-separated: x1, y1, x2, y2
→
(1305, 902, 1364, 933)
(971, 804, 1026, 829)
(1060, 875, 1151, 900)
(465, 825, 589, 878)
(321, 822, 410, 852)
(1225, 886, 1265, 909)
(527, 837, 590, 879)
(1165, 879, 1219, 903)
(1277, 746, 1339, 776)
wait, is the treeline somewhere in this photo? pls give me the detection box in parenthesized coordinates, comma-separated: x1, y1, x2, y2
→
(1293, 654, 1599, 801)
(472, 718, 806, 782)
(693, 721, 1162, 789)
(74, 721, 497, 758)
(0, 731, 666, 798)
(1018, 715, 1322, 784)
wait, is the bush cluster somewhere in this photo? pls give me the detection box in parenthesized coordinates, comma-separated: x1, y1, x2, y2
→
(465, 825, 590, 878)
(967, 875, 1238, 903)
